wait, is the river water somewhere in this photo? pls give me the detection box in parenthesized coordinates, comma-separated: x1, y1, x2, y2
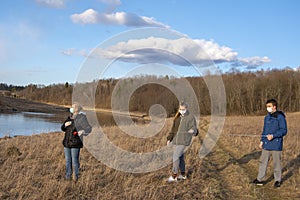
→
(0, 112, 66, 137)
(0, 111, 148, 138)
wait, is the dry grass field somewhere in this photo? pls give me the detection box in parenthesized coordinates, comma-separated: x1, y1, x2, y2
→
(0, 113, 299, 199)
(218, 112, 300, 199)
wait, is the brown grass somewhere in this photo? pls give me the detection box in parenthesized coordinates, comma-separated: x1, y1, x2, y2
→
(219, 112, 300, 199)
(0, 113, 300, 199)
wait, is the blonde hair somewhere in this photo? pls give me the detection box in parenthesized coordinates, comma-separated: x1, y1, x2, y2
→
(174, 111, 180, 119)
(72, 102, 83, 113)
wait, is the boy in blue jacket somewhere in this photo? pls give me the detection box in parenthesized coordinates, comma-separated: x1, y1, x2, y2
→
(252, 99, 287, 187)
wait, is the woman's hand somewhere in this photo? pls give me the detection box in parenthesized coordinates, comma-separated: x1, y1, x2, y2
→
(64, 121, 72, 127)
(78, 130, 85, 136)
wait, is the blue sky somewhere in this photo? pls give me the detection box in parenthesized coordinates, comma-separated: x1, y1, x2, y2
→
(0, 0, 299, 85)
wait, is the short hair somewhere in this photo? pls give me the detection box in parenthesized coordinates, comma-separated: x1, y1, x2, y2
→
(179, 101, 188, 108)
(266, 98, 278, 108)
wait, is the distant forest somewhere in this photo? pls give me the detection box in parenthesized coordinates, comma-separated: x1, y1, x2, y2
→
(0, 83, 25, 92)
(12, 69, 300, 116)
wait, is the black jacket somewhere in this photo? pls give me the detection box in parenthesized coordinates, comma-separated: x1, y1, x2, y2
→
(61, 113, 92, 148)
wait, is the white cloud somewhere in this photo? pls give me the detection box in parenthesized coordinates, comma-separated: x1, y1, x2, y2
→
(78, 37, 271, 68)
(61, 37, 270, 68)
(71, 9, 99, 24)
(70, 9, 169, 28)
(92, 37, 243, 66)
(35, 0, 67, 8)
(237, 56, 271, 69)
(194, 39, 238, 62)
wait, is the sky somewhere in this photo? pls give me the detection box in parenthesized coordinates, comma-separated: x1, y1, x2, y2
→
(0, 0, 299, 86)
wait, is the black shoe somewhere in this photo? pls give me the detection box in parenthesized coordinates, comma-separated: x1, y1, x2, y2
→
(274, 181, 281, 188)
(252, 179, 263, 186)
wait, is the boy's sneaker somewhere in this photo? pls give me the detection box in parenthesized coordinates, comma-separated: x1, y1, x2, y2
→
(177, 174, 187, 180)
(252, 179, 263, 186)
(167, 176, 177, 182)
(274, 181, 281, 188)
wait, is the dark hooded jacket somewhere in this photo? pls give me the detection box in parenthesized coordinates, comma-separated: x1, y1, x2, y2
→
(61, 113, 92, 148)
(261, 110, 287, 151)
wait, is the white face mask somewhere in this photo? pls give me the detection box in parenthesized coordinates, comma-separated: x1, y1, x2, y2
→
(179, 109, 186, 115)
(70, 107, 74, 114)
(267, 107, 273, 113)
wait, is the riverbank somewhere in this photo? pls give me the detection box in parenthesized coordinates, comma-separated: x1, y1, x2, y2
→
(0, 96, 67, 114)
(0, 96, 149, 120)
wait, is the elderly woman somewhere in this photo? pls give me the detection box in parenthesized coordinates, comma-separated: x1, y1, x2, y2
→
(167, 101, 198, 182)
(61, 103, 92, 182)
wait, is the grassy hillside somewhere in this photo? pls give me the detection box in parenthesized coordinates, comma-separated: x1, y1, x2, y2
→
(0, 113, 300, 199)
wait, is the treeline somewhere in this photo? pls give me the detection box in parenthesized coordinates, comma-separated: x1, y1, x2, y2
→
(0, 83, 25, 92)
(17, 83, 73, 106)
(222, 70, 300, 115)
(16, 69, 300, 116)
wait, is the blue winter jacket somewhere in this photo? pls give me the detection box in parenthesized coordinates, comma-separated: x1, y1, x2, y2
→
(261, 111, 287, 151)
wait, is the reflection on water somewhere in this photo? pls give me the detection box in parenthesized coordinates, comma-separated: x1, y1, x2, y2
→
(0, 111, 148, 137)
(0, 112, 66, 137)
